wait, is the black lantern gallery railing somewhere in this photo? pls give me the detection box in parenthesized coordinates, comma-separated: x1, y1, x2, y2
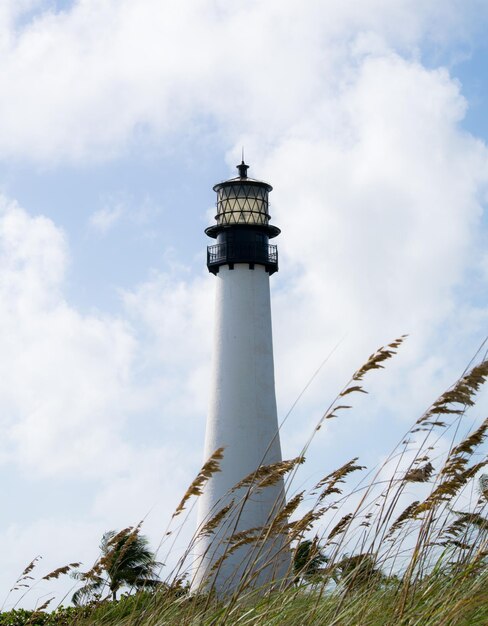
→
(207, 241, 278, 275)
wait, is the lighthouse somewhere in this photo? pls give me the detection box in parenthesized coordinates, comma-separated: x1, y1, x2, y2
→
(193, 160, 289, 595)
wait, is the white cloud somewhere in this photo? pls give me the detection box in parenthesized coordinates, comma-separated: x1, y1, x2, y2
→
(89, 203, 124, 233)
(89, 195, 163, 236)
(0, 0, 484, 162)
(121, 269, 214, 424)
(256, 51, 488, 424)
(0, 197, 138, 475)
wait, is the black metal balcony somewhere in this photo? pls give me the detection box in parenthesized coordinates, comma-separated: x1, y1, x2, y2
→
(207, 242, 278, 275)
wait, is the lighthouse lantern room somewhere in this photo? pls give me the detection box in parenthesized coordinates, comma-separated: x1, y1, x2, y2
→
(206, 161, 280, 275)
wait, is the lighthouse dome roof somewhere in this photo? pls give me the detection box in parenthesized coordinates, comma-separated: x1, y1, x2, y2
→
(213, 161, 273, 193)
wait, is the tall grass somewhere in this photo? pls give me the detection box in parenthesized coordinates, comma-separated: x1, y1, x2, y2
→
(3, 338, 487, 625)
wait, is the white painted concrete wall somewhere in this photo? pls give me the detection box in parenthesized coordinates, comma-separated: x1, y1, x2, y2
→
(193, 264, 290, 595)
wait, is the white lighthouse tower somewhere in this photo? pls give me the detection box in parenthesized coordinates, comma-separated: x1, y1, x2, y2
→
(193, 161, 289, 595)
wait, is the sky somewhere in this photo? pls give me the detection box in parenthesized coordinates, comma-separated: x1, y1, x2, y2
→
(1, 0, 488, 609)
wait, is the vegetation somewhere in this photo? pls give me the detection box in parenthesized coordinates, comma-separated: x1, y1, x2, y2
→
(293, 539, 328, 584)
(2, 337, 488, 624)
(72, 528, 162, 604)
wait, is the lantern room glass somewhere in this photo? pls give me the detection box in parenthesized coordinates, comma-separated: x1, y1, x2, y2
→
(216, 184, 270, 226)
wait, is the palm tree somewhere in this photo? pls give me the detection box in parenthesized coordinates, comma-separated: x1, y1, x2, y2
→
(293, 538, 328, 584)
(73, 527, 162, 604)
(334, 553, 385, 593)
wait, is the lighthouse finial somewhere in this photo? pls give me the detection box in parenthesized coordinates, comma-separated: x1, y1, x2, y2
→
(237, 150, 249, 179)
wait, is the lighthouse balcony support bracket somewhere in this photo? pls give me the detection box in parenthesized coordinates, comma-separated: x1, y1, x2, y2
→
(207, 242, 278, 275)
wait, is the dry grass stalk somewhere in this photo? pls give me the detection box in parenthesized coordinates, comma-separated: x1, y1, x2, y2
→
(404, 462, 434, 483)
(19, 559, 40, 578)
(272, 492, 304, 527)
(287, 507, 328, 538)
(173, 447, 224, 517)
(444, 511, 488, 539)
(9, 557, 42, 592)
(77, 526, 141, 583)
(385, 501, 420, 539)
(441, 418, 488, 476)
(207, 531, 262, 575)
(231, 457, 305, 491)
(416, 360, 488, 428)
(33, 597, 54, 613)
(105, 526, 134, 548)
(411, 420, 488, 517)
(24, 598, 55, 625)
(327, 513, 353, 541)
(42, 562, 81, 581)
(314, 338, 406, 433)
(414, 462, 488, 517)
(226, 527, 262, 546)
(340, 385, 368, 397)
(198, 501, 235, 538)
(352, 336, 407, 383)
(99, 524, 141, 574)
(321, 405, 352, 422)
(313, 458, 365, 502)
(79, 564, 103, 582)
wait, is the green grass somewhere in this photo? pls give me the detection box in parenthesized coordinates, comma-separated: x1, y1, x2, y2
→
(3, 570, 487, 626)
